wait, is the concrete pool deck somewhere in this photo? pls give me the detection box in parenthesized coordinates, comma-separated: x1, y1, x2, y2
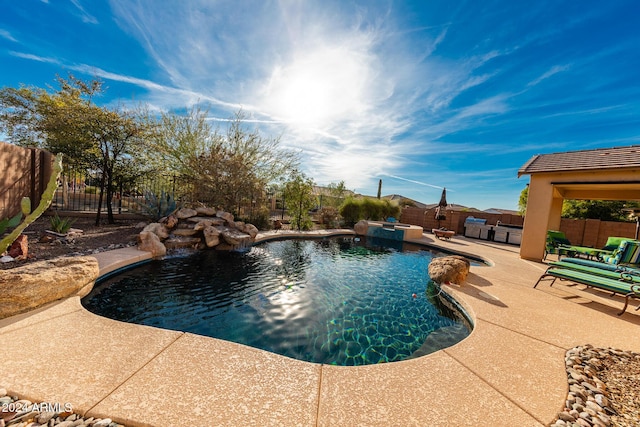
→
(2, 231, 640, 426)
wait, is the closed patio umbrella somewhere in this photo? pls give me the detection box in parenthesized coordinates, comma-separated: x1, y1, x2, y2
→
(435, 188, 447, 220)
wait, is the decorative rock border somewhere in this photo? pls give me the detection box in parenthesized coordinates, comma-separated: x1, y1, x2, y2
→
(0, 388, 125, 426)
(550, 344, 640, 427)
(137, 207, 259, 257)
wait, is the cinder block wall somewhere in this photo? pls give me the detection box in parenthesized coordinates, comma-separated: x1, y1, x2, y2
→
(401, 206, 636, 245)
(400, 207, 524, 234)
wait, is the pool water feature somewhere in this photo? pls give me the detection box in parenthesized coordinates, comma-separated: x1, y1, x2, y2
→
(82, 236, 472, 366)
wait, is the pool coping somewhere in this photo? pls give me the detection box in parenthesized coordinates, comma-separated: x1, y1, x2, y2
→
(3, 231, 640, 426)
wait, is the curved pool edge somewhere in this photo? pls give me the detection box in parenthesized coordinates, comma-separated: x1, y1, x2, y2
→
(2, 231, 617, 425)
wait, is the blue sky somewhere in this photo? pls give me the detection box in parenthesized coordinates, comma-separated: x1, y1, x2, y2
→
(1, 1, 639, 211)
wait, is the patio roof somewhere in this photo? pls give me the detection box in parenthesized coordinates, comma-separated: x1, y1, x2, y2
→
(518, 145, 640, 177)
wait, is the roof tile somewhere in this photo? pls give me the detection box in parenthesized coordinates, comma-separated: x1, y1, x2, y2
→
(518, 145, 640, 176)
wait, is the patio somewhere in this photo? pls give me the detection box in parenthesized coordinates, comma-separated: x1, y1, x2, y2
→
(1, 232, 640, 426)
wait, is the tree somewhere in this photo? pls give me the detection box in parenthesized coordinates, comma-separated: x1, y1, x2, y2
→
(518, 186, 529, 215)
(0, 75, 150, 224)
(562, 200, 640, 221)
(150, 108, 299, 217)
(284, 171, 316, 231)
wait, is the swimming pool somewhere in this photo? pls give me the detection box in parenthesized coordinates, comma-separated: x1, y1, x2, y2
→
(82, 236, 473, 365)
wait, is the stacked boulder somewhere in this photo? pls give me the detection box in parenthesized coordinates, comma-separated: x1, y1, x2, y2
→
(137, 207, 259, 257)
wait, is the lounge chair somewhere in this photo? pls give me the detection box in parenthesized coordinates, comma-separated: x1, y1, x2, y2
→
(534, 267, 640, 315)
(545, 259, 640, 282)
(559, 236, 629, 260)
(544, 230, 575, 260)
(556, 240, 640, 270)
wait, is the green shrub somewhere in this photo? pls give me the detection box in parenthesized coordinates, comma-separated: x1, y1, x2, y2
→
(339, 197, 400, 226)
(339, 197, 362, 226)
(84, 186, 98, 194)
(49, 213, 77, 234)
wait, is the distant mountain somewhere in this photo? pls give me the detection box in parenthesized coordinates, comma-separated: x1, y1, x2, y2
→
(483, 208, 521, 215)
(382, 194, 427, 209)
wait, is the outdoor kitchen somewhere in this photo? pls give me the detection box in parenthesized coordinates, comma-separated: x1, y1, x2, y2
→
(463, 217, 523, 245)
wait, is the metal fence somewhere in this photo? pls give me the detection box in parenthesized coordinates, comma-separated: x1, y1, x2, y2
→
(51, 164, 179, 215)
(50, 162, 349, 229)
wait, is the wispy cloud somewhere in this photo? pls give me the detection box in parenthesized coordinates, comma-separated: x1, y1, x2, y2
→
(382, 174, 443, 190)
(0, 29, 17, 42)
(9, 51, 60, 64)
(527, 64, 571, 87)
(69, 0, 98, 24)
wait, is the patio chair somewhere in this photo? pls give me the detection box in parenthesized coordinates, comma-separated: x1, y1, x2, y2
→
(534, 266, 640, 315)
(544, 230, 575, 260)
(559, 236, 629, 260)
(556, 240, 640, 270)
(546, 259, 640, 282)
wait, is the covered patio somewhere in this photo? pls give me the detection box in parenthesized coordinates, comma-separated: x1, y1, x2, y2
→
(518, 145, 640, 261)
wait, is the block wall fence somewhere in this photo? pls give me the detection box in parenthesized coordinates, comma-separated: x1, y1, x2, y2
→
(0, 142, 55, 220)
(400, 207, 637, 248)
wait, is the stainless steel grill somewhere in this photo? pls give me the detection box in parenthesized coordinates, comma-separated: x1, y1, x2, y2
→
(464, 217, 522, 245)
(493, 223, 523, 245)
(464, 217, 494, 240)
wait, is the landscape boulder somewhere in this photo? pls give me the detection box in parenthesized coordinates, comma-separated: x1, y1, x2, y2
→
(0, 256, 99, 319)
(354, 220, 369, 236)
(137, 206, 259, 254)
(195, 206, 216, 216)
(7, 234, 28, 260)
(216, 210, 234, 224)
(428, 255, 471, 285)
(203, 226, 221, 247)
(137, 231, 167, 257)
(176, 208, 198, 219)
(142, 222, 169, 240)
(220, 228, 252, 246)
(162, 214, 179, 229)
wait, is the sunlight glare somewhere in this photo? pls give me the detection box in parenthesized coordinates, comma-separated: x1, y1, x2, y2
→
(263, 46, 370, 127)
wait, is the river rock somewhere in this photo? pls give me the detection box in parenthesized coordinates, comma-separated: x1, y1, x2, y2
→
(428, 255, 471, 285)
(0, 256, 99, 319)
(137, 231, 167, 257)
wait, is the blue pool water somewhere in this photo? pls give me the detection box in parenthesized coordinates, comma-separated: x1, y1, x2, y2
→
(82, 236, 473, 365)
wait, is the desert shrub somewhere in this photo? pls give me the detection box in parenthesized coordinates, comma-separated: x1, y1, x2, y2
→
(318, 206, 340, 228)
(241, 206, 271, 230)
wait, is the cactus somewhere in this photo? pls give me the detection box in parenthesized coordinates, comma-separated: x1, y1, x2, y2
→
(0, 153, 64, 255)
(139, 189, 178, 221)
(0, 211, 23, 235)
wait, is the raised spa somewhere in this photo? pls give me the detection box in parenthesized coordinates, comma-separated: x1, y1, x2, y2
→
(82, 236, 473, 366)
